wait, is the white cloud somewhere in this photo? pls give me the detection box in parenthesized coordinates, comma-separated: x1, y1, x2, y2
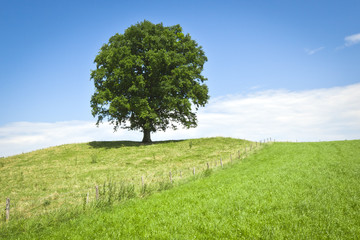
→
(305, 47, 324, 55)
(1, 83, 360, 157)
(344, 33, 360, 47)
(337, 33, 360, 49)
(196, 83, 360, 142)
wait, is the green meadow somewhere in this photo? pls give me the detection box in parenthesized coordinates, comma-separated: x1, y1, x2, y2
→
(1, 139, 360, 239)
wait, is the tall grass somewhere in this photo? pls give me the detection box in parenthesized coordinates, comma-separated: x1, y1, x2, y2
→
(0, 137, 256, 221)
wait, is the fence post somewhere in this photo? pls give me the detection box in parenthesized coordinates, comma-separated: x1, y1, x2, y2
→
(141, 176, 144, 188)
(95, 185, 99, 200)
(193, 167, 195, 176)
(220, 157, 223, 168)
(230, 154, 233, 163)
(6, 198, 10, 222)
(180, 170, 182, 178)
(86, 192, 89, 204)
(169, 171, 172, 184)
(207, 162, 210, 169)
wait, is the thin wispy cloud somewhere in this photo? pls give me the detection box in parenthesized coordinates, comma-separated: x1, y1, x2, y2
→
(305, 47, 325, 55)
(344, 33, 360, 47)
(1, 83, 360, 157)
(337, 33, 360, 49)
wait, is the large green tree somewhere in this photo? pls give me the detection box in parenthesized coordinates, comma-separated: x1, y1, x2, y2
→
(90, 20, 209, 143)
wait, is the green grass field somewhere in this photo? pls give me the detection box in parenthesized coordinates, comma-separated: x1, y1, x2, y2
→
(1, 139, 359, 239)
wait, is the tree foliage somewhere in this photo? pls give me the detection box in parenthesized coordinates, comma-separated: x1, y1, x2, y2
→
(90, 20, 209, 142)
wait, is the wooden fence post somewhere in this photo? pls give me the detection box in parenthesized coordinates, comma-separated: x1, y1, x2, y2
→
(6, 198, 10, 222)
(220, 158, 223, 168)
(207, 162, 210, 169)
(95, 185, 99, 200)
(193, 167, 196, 176)
(141, 176, 144, 188)
(86, 192, 89, 204)
(169, 171, 172, 184)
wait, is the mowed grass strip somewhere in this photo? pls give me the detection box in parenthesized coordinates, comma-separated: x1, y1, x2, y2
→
(4, 140, 359, 239)
(0, 137, 251, 219)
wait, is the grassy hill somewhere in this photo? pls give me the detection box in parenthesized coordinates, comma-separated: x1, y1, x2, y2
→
(0, 137, 253, 220)
(1, 139, 360, 239)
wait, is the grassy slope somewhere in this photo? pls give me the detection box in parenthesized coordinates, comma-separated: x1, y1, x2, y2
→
(0, 137, 251, 219)
(3, 140, 360, 239)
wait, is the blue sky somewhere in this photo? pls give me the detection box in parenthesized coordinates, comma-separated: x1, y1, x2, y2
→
(1, 0, 360, 156)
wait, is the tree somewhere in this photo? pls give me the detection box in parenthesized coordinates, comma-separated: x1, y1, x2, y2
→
(90, 20, 209, 143)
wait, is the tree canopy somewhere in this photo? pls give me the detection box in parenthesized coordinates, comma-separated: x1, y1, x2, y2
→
(90, 20, 209, 143)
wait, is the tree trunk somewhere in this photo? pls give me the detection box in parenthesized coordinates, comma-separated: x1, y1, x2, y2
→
(142, 129, 152, 143)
